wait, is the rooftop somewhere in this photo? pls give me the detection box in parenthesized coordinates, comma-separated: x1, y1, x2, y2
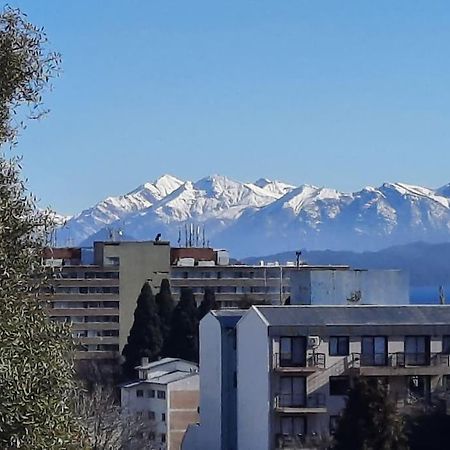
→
(253, 305, 450, 327)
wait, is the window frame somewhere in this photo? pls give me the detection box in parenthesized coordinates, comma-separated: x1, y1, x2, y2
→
(329, 336, 349, 356)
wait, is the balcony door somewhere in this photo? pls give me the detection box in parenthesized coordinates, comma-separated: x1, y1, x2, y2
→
(405, 336, 430, 366)
(280, 337, 306, 367)
(279, 376, 306, 407)
(361, 336, 387, 366)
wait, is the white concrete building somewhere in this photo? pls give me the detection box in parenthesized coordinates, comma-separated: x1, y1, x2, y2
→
(183, 305, 450, 450)
(121, 358, 199, 450)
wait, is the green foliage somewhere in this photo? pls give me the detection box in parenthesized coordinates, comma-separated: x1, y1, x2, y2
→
(197, 287, 217, 320)
(165, 288, 199, 363)
(333, 378, 409, 450)
(122, 283, 163, 379)
(155, 278, 175, 353)
(0, 6, 84, 449)
(406, 407, 450, 450)
(0, 6, 61, 146)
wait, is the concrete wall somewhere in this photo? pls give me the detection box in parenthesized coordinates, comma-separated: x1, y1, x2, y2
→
(198, 313, 223, 450)
(237, 309, 271, 450)
(290, 269, 409, 305)
(96, 241, 170, 350)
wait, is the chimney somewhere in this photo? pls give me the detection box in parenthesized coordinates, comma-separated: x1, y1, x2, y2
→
(141, 356, 150, 366)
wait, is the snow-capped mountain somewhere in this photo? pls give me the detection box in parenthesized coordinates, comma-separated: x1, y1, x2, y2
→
(56, 175, 183, 245)
(55, 175, 450, 258)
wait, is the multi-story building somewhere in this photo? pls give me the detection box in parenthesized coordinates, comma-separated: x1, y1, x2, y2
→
(183, 305, 450, 450)
(121, 358, 199, 450)
(44, 240, 170, 360)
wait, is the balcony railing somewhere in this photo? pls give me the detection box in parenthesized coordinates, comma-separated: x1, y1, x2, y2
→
(274, 392, 326, 409)
(350, 352, 450, 368)
(273, 353, 326, 370)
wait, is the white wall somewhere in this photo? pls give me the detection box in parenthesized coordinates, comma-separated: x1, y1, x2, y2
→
(237, 308, 270, 450)
(198, 313, 223, 450)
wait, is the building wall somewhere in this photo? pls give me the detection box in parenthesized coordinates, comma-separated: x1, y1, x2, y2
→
(290, 269, 409, 305)
(237, 309, 271, 450)
(198, 313, 223, 450)
(168, 376, 199, 450)
(96, 241, 171, 350)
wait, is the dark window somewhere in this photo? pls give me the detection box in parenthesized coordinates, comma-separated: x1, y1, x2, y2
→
(145, 390, 155, 398)
(329, 337, 349, 356)
(361, 336, 387, 366)
(161, 434, 166, 443)
(330, 416, 340, 435)
(149, 432, 155, 440)
(136, 390, 143, 398)
(280, 416, 306, 436)
(157, 390, 166, 399)
(148, 411, 155, 420)
(405, 336, 430, 366)
(329, 376, 350, 396)
(162, 413, 166, 422)
(408, 375, 430, 400)
(279, 337, 306, 367)
(443, 336, 450, 354)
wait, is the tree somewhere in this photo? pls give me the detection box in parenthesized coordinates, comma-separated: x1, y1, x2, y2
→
(197, 287, 217, 320)
(122, 282, 163, 379)
(155, 278, 175, 352)
(76, 385, 152, 450)
(165, 288, 199, 362)
(0, 7, 84, 449)
(333, 377, 409, 450)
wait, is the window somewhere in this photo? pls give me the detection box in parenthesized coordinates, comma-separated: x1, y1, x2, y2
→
(157, 390, 166, 399)
(148, 411, 155, 420)
(361, 336, 387, 366)
(145, 389, 155, 398)
(279, 337, 306, 367)
(408, 375, 430, 400)
(161, 434, 166, 443)
(329, 376, 350, 396)
(330, 416, 340, 435)
(136, 390, 144, 398)
(443, 336, 450, 354)
(279, 376, 306, 407)
(405, 336, 430, 366)
(329, 337, 349, 356)
(149, 432, 155, 441)
(280, 416, 306, 436)
(162, 413, 166, 422)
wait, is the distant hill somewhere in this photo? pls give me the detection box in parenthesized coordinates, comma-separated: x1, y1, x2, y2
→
(242, 241, 450, 288)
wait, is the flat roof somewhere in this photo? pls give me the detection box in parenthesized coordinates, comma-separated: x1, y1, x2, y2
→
(254, 305, 450, 327)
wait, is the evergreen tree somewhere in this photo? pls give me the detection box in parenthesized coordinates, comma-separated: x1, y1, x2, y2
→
(166, 288, 199, 362)
(122, 282, 163, 379)
(0, 7, 85, 448)
(197, 287, 217, 320)
(155, 278, 175, 352)
(333, 377, 409, 450)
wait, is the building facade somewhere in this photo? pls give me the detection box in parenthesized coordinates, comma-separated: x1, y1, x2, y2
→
(121, 358, 199, 450)
(44, 240, 170, 360)
(184, 305, 450, 450)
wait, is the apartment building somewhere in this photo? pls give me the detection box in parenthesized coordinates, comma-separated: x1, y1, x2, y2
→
(44, 240, 170, 360)
(183, 305, 450, 450)
(121, 358, 199, 450)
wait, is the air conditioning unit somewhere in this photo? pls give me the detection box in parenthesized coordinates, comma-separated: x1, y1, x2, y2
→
(308, 336, 320, 348)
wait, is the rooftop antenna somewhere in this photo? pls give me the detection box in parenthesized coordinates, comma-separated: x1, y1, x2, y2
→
(202, 225, 206, 248)
(295, 250, 302, 269)
(178, 228, 182, 247)
(439, 285, 446, 305)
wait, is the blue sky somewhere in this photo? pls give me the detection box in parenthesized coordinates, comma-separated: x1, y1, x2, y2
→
(10, 0, 450, 214)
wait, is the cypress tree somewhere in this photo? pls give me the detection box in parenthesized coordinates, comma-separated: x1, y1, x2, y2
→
(155, 278, 175, 352)
(166, 288, 199, 362)
(122, 282, 162, 379)
(197, 287, 217, 320)
(333, 377, 408, 450)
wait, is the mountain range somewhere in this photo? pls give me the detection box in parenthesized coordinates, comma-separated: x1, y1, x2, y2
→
(55, 175, 450, 258)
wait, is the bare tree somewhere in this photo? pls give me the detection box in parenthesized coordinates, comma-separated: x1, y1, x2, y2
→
(76, 385, 154, 450)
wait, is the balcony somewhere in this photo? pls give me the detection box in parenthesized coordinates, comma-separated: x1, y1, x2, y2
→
(274, 393, 327, 414)
(349, 352, 450, 376)
(273, 353, 326, 373)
